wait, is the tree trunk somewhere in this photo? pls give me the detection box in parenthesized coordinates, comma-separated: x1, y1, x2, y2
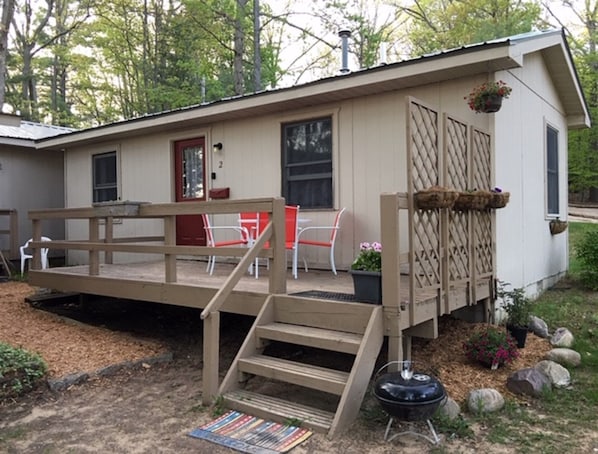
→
(0, 0, 16, 110)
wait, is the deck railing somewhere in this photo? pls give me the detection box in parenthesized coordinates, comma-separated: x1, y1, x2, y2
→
(27, 197, 288, 404)
(0, 209, 18, 260)
(380, 191, 495, 365)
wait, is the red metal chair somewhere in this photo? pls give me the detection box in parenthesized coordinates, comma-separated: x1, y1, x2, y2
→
(201, 213, 249, 275)
(297, 207, 346, 275)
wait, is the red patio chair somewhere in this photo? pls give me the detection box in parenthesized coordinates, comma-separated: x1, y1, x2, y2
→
(201, 213, 249, 275)
(296, 207, 346, 275)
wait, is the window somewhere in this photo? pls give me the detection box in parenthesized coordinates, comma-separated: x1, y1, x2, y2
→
(93, 151, 117, 203)
(546, 125, 559, 215)
(282, 117, 333, 209)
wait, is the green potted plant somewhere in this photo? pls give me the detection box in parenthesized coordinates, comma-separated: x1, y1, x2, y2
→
(463, 326, 520, 369)
(497, 281, 532, 348)
(465, 80, 512, 113)
(350, 241, 382, 304)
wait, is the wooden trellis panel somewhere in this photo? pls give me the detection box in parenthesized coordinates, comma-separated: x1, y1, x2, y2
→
(407, 98, 495, 319)
(471, 128, 493, 277)
(407, 99, 442, 303)
(445, 116, 470, 284)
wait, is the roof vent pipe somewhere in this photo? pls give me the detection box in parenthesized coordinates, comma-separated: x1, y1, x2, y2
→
(379, 42, 387, 65)
(338, 29, 351, 74)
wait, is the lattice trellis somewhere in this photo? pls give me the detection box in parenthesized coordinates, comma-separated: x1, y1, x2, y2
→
(410, 102, 440, 191)
(413, 211, 442, 287)
(445, 117, 470, 282)
(472, 129, 493, 275)
(409, 100, 441, 290)
(408, 100, 495, 299)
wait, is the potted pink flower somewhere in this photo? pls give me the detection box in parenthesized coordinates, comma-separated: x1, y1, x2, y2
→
(350, 242, 382, 304)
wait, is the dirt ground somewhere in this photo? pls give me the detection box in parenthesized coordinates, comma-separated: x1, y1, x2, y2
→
(0, 281, 572, 453)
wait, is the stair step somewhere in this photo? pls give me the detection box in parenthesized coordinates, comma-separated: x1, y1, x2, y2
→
(238, 355, 349, 395)
(223, 389, 334, 433)
(256, 322, 362, 354)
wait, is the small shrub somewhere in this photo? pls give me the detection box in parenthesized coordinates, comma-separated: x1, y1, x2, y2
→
(0, 342, 47, 399)
(496, 281, 532, 328)
(575, 230, 598, 290)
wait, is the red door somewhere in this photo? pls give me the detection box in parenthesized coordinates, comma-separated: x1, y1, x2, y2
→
(174, 138, 207, 245)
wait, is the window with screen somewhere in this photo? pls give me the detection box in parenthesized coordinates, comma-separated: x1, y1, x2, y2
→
(546, 125, 559, 216)
(93, 151, 117, 203)
(282, 117, 333, 209)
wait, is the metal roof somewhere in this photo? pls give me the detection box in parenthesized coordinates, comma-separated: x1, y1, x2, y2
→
(37, 28, 590, 149)
(0, 120, 75, 141)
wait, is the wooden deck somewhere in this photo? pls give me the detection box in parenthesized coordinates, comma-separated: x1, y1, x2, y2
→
(29, 259, 428, 317)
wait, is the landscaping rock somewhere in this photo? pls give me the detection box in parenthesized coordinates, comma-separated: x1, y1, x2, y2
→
(506, 368, 551, 397)
(467, 388, 504, 413)
(550, 327, 574, 347)
(529, 315, 550, 338)
(544, 348, 581, 367)
(534, 360, 571, 388)
(47, 371, 89, 392)
(438, 396, 461, 420)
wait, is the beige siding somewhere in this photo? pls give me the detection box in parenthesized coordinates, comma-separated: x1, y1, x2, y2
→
(0, 147, 64, 252)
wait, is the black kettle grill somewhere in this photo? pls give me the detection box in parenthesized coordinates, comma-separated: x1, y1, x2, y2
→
(373, 362, 446, 444)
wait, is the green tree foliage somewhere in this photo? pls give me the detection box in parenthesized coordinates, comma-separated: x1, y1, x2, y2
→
(556, 0, 598, 200)
(396, 0, 544, 56)
(575, 229, 598, 289)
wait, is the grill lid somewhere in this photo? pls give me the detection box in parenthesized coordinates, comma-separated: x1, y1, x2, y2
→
(374, 372, 445, 403)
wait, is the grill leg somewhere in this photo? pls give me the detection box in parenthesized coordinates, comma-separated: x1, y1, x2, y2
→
(384, 418, 442, 445)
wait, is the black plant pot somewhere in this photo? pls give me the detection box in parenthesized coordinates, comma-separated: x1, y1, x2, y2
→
(507, 325, 528, 348)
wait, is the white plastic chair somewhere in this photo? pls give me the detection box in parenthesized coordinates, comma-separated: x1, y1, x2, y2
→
(20, 236, 52, 275)
(297, 207, 346, 275)
(201, 214, 249, 275)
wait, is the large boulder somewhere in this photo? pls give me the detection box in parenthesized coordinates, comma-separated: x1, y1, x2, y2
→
(544, 348, 582, 367)
(550, 327, 574, 347)
(534, 360, 571, 388)
(467, 388, 504, 413)
(507, 368, 552, 397)
(438, 396, 461, 420)
(529, 315, 550, 338)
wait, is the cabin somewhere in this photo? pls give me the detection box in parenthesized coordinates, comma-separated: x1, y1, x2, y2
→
(24, 29, 588, 437)
(0, 113, 71, 268)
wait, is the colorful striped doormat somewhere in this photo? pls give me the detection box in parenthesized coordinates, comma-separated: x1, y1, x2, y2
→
(188, 410, 313, 453)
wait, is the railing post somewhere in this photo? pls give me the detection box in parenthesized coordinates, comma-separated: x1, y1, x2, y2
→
(269, 198, 286, 294)
(89, 218, 100, 275)
(9, 210, 17, 260)
(381, 193, 403, 365)
(105, 217, 114, 264)
(31, 219, 42, 270)
(202, 310, 220, 405)
(164, 215, 176, 283)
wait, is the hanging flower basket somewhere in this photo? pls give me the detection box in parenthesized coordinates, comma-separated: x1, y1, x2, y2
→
(453, 190, 492, 211)
(465, 80, 512, 113)
(414, 186, 459, 210)
(487, 191, 510, 209)
(549, 219, 568, 235)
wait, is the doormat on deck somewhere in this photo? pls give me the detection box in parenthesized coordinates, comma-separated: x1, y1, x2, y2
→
(290, 290, 357, 302)
(188, 410, 313, 453)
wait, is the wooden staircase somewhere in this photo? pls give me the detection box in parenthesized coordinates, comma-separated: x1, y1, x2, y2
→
(218, 294, 384, 438)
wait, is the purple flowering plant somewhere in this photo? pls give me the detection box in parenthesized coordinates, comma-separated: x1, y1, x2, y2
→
(351, 241, 382, 272)
(463, 326, 519, 368)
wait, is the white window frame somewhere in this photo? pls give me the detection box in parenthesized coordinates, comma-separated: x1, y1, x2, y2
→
(545, 122, 560, 218)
